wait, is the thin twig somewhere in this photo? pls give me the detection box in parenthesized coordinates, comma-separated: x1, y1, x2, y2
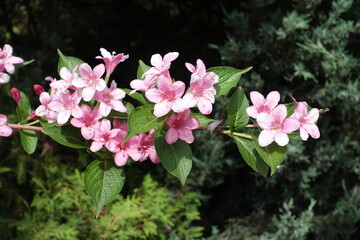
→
(7, 123, 43, 131)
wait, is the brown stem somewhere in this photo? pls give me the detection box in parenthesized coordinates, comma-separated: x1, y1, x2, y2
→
(7, 123, 43, 131)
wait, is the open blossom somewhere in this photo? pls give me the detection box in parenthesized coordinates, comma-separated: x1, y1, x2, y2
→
(257, 104, 300, 147)
(0, 44, 24, 74)
(107, 130, 132, 166)
(182, 59, 219, 115)
(165, 108, 200, 144)
(246, 91, 280, 119)
(50, 66, 79, 91)
(130, 52, 178, 92)
(0, 114, 12, 137)
(145, 76, 186, 117)
(94, 80, 127, 116)
(73, 63, 106, 101)
(90, 119, 120, 152)
(35, 92, 57, 123)
(290, 98, 320, 141)
(70, 105, 102, 140)
(96, 48, 129, 76)
(126, 129, 160, 164)
(0, 62, 10, 85)
(48, 91, 82, 125)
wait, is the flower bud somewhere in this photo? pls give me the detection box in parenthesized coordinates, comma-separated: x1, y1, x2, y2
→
(10, 88, 21, 104)
(30, 112, 38, 120)
(33, 84, 44, 95)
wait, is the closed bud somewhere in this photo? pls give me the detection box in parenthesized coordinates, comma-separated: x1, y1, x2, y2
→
(30, 112, 38, 120)
(33, 84, 44, 95)
(10, 88, 21, 104)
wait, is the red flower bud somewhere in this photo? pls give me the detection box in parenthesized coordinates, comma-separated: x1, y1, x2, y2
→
(30, 112, 38, 120)
(33, 84, 44, 95)
(10, 88, 21, 104)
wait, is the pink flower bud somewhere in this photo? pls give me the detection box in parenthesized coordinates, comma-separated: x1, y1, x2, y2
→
(33, 84, 44, 95)
(10, 88, 21, 104)
(30, 112, 38, 120)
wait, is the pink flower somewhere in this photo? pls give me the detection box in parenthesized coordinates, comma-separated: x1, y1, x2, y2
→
(0, 61, 10, 85)
(246, 91, 280, 119)
(257, 104, 300, 147)
(182, 59, 219, 115)
(48, 91, 82, 125)
(73, 63, 106, 101)
(145, 76, 186, 117)
(70, 105, 102, 140)
(107, 131, 132, 166)
(96, 48, 129, 76)
(0, 44, 24, 74)
(130, 52, 178, 93)
(290, 99, 320, 141)
(94, 80, 127, 116)
(90, 119, 120, 152)
(50, 66, 79, 91)
(126, 130, 160, 164)
(0, 114, 12, 137)
(165, 109, 200, 144)
(35, 92, 57, 123)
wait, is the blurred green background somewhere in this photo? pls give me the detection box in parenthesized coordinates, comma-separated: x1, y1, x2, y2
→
(1, 0, 359, 239)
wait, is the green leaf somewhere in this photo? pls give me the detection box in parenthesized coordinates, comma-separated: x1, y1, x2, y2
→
(228, 87, 250, 132)
(233, 136, 269, 177)
(84, 159, 125, 217)
(20, 129, 38, 154)
(41, 124, 86, 149)
(57, 49, 85, 74)
(124, 104, 167, 142)
(207, 66, 252, 97)
(136, 60, 151, 79)
(285, 102, 296, 117)
(16, 91, 32, 122)
(121, 88, 147, 105)
(190, 113, 214, 127)
(154, 130, 192, 185)
(252, 134, 287, 175)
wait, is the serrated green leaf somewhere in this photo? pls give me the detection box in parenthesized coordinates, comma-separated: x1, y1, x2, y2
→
(124, 104, 167, 142)
(252, 134, 287, 175)
(233, 136, 268, 177)
(207, 66, 252, 97)
(57, 49, 85, 74)
(190, 113, 214, 127)
(20, 129, 38, 154)
(228, 87, 250, 132)
(136, 60, 151, 79)
(154, 130, 192, 185)
(122, 88, 147, 105)
(84, 159, 125, 217)
(41, 124, 85, 149)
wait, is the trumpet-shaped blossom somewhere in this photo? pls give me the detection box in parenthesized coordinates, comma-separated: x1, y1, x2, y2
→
(96, 48, 129, 76)
(94, 80, 127, 116)
(35, 92, 57, 123)
(246, 91, 280, 119)
(0, 44, 24, 74)
(50, 66, 79, 91)
(130, 52, 178, 93)
(0, 62, 10, 85)
(165, 109, 200, 144)
(257, 104, 300, 147)
(107, 131, 132, 166)
(126, 130, 160, 164)
(290, 99, 320, 141)
(73, 63, 106, 101)
(145, 76, 186, 117)
(182, 59, 219, 115)
(0, 114, 12, 137)
(48, 91, 82, 125)
(70, 105, 102, 140)
(90, 119, 120, 152)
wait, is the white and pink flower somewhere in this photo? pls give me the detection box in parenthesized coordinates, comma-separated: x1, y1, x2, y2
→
(96, 48, 129, 76)
(94, 80, 127, 116)
(70, 105, 102, 140)
(0, 114, 12, 137)
(246, 91, 280, 119)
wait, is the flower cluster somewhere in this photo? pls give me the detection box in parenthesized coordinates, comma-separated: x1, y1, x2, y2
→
(247, 91, 320, 147)
(130, 52, 218, 144)
(0, 44, 24, 86)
